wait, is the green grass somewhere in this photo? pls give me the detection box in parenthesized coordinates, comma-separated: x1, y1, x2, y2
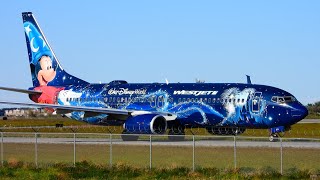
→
(2, 143, 319, 171)
(0, 160, 318, 179)
(306, 113, 320, 119)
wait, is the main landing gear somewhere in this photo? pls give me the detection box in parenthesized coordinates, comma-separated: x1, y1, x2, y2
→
(121, 130, 139, 141)
(120, 122, 187, 141)
(168, 128, 185, 141)
(167, 122, 185, 141)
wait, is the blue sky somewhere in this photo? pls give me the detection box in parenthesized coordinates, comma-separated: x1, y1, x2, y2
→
(0, 1, 319, 105)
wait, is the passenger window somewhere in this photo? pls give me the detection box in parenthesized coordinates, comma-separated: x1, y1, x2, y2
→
(212, 98, 216, 103)
(182, 98, 186, 102)
(229, 99, 232, 103)
(208, 98, 211, 103)
(237, 99, 240, 103)
(187, 98, 190, 102)
(241, 99, 245, 103)
(178, 98, 181, 103)
(203, 98, 207, 103)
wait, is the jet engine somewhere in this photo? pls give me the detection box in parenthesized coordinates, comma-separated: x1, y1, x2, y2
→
(124, 114, 167, 134)
(206, 127, 246, 135)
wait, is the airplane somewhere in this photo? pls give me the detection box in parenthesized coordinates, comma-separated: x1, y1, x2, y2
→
(0, 12, 308, 141)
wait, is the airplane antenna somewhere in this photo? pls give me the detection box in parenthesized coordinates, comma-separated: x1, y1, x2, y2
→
(165, 78, 169, 85)
(246, 75, 252, 84)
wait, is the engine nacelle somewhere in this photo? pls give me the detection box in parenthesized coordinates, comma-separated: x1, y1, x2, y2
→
(206, 127, 246, 135)
(124, 114, 167, 134)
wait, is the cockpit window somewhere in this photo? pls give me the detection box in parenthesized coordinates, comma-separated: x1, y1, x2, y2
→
(278, 97, 285, 103)
(284, 96, 296, 102)
(271, 96, 296, 103)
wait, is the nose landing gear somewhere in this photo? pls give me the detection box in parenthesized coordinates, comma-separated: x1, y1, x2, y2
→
(269, 133, 283, 142)
(269, 126, 288, 142)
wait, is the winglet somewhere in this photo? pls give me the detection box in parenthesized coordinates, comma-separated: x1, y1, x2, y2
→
(246, 75, 252, 84)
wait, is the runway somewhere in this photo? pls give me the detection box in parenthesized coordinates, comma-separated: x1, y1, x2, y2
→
(2, 137, 320, 148)
(299, 119, 320, 123)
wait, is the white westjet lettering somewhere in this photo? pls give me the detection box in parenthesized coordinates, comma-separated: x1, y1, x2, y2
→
(173, 90, 218, 96)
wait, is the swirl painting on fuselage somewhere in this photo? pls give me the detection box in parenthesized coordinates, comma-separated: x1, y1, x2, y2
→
(220, 88, 267, 127)
(55, 83, 273, 128)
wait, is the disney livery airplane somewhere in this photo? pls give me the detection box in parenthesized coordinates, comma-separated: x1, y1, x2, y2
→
(0, 12, 308, 141)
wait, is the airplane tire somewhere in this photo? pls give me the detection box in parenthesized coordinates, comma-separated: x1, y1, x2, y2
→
(168, 129, 185, 141)
(121, 132, 139, 141)
(269, 134, 279, 142)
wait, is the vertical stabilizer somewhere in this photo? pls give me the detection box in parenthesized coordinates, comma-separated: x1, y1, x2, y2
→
(22, 12, 88, 87)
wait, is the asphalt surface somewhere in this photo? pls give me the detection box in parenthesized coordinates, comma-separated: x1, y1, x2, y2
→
(2, 137, 320, 148)
(299, 119, 320, 123)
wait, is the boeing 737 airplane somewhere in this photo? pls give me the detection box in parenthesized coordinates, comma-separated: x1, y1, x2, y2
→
(0, 12, 308, 141)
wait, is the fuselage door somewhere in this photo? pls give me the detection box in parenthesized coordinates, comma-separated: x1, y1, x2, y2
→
(252, 92, 262, 113)
(157, 95, 164, 108)
(150, 95, 156, 108)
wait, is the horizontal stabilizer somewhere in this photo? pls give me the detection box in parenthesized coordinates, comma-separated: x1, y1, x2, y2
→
(0, 86, 42, 94)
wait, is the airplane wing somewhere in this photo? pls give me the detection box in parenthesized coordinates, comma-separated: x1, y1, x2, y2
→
(0, 87, 42, 95)
(0, 101, 175, 120)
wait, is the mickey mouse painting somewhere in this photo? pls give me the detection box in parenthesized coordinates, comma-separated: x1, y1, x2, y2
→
(36, 55, 56, 86)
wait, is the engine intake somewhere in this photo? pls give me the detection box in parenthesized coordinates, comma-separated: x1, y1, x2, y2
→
(124, 114, 167, 134)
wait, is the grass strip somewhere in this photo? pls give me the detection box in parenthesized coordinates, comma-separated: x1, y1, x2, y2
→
(0, 160, 319, 180)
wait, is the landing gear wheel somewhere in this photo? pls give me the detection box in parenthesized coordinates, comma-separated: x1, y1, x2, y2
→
(168, 129, 185, 141)
(269, 134, 279, 142)
(121, 131, 139, 141)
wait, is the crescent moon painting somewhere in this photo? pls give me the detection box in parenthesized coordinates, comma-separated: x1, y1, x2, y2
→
(30, 37, 39, 53)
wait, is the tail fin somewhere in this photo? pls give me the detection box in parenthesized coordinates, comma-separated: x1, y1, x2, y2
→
(22, 12, 88, 87)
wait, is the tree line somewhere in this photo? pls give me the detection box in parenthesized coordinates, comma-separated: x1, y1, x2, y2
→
(306, 101, 320, 118)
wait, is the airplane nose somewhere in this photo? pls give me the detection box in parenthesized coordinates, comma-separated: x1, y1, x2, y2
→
(291, 104, 308, 122)
(301, 105, 308, 118)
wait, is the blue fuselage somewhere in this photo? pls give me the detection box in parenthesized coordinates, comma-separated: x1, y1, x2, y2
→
(53, 81, 308, 129)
